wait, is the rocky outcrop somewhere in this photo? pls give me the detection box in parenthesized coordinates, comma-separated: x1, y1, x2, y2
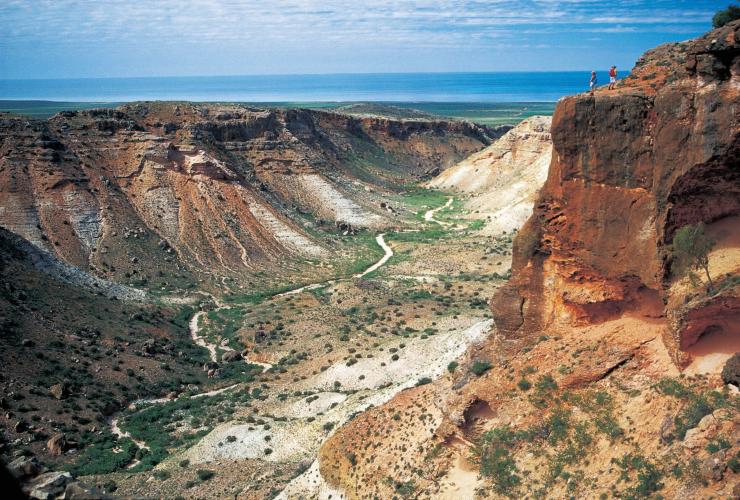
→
(492, 21, 740, 367)
(428, 115, 552, 234)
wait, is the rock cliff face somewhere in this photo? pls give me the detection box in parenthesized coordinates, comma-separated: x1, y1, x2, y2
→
(429, 115, 552, 234)
(493, 20, 739, 366)
(0, 104, 496, 286)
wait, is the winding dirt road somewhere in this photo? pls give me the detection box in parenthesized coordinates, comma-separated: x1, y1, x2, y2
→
(424, 196, 454, 225)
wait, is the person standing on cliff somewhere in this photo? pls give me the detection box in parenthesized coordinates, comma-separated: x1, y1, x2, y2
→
(608, 65, 617, 89)
(589, 71, 597, 93)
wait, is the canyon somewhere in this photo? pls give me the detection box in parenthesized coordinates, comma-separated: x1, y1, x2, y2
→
(0, 20, 738, 500)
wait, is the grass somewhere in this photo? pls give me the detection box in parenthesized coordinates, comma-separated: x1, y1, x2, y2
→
(66, 430, 138, 476)
(117, 386, 256, 471)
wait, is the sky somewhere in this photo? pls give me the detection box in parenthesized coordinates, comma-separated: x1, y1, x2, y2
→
(0, 0, 727, 79)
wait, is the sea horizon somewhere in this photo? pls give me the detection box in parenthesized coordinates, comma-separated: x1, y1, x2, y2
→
(0, 71, 600, 103)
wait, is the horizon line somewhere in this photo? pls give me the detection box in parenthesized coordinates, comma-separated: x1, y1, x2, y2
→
(1, 69, 625, 82)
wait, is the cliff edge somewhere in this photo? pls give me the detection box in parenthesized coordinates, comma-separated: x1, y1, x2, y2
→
(493, 20, 739, 368)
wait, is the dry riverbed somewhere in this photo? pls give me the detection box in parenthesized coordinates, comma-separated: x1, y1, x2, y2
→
(95, 193, 513, 498)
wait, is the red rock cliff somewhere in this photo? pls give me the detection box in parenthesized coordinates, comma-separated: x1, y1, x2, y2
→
(492, 21, 740, 366)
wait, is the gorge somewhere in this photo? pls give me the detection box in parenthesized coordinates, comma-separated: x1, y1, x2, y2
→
(0, 20, 738, 500)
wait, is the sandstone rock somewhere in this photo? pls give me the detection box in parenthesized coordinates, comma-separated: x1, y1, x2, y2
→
(221, 350, 242, 363)
(26, 471, 73, 500)
(721, 353, 740, 386)
(682, 413, 718, 449)
(47, 433, 68, 456)
(49, 383, 69, 400)
(62, 480, 108, 499)
(701, 451, 727, 482)
(7, 455, 44, 479)
(491, 20, 740, 362)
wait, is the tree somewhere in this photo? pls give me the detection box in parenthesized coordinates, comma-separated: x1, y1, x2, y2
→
(713, 4, 740, 28)
(671, 223, 715, 291)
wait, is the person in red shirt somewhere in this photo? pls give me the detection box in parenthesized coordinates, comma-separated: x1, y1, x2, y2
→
(608, 65, 617, 89)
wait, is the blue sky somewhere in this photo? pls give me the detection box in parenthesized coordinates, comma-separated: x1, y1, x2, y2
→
(0, 0, 726, 79)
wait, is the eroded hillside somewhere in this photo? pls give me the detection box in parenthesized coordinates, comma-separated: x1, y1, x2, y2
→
(318, 21, 739, 500)
(0, 104, 500, 292)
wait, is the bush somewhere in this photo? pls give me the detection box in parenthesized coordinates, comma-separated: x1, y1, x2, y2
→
(153, 470, 170, 480)
(613, 453, 664, 498)
(479, 445, 520, 494)
(415, 377, 432, 386)
(671, 223, 715, 290)
(102, 480, 117, 493)
(674, 394, 713, 440)
(517, 378, 531, 391)
(447, 361, 458, 373)
(547, 409, 570, 445)
(196, 469, 214, 481)
(713, 4, 740, 27)
(471, 360, 492, 376)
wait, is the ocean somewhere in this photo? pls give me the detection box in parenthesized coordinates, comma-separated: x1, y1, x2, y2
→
(0, 72, 592, 103)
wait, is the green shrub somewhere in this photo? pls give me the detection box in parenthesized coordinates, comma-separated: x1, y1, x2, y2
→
(196, 469, 214, 481)
(671, 223, 715, 290)
(713, 4, 740, 28)
(416, 377, 432, 386)
(728, 451, 740, 473)
(471, 360, 492, 376)
(594, 414, 624, 440)
(613, 453, 664, 498)
(153, 470, 170, 480)
(66, 431, 138, 476)
(705, 436, 731, 453)
(102, 480, 117, 493)
(548, 409, 570, 445)
(674, 394, 713, 440)
(535, 374, 557, 393)
(479, 445, 520, 494)
(394, 480, 416, 497)
(517, 378, 531, 391)
(447, 361, 458, 373)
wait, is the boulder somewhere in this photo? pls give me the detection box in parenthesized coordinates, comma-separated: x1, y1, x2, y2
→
(62, 480, 108, 499)
(47, 434, 68, 456)
(26, 471, 73, 500)
(49, 383, 69, 400)
(701, 451, 727, 482)
(221, 350, 242, 363)
(142, 339, 157, 355)
(7, 455, 44, 479)
(721, 353, 740, 386)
